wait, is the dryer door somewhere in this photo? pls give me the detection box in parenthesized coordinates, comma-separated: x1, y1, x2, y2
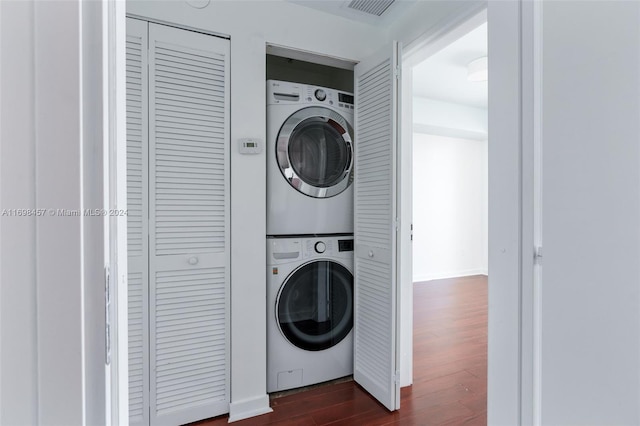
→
(276, 106, 353, 198)
(276, 260, 353, 351)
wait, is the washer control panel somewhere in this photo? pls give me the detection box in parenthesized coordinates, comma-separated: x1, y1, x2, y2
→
(269, 237, 353, 263)
(304, 239, 333, 258)
(298, 237, 354, 259)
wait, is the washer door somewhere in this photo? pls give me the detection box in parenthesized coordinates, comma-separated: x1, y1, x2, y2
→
(277, 106, 353, 198)
(276, 260, 353, 351)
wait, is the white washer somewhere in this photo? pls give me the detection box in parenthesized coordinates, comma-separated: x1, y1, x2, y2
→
(267, 80, 354, 236)
(267, 235, 354, 392)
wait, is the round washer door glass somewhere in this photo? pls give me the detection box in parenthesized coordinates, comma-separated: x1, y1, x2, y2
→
(277, 260, 353, 351)
(277, 106, 353, 198)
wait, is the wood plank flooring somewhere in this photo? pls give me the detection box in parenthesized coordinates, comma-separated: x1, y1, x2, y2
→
(194, 275, 487, 425)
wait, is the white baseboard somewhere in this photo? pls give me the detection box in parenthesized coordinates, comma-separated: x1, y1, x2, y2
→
(228, 394, 272, 423)
(414, 268, 488, 283)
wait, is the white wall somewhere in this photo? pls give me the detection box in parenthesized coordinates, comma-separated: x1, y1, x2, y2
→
(0, 2, 38, 423)
(489, 1, 640, 424)
(412, 133, 487, 282)
(126, 1, 386, 420)
(413, 97, 487, 140)
(539, 1, 640, 423)
(0, 1, 106, 424)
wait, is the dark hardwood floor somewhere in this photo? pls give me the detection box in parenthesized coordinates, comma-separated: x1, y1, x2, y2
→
(195, 275, 487, 425)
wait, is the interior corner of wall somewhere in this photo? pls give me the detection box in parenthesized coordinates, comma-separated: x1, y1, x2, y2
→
(228, 394, 272, 423)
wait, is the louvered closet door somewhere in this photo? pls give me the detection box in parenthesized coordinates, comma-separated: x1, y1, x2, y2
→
(126, 17, 150, 426)
(353, 41, 401, 412)
(148, 23, 230, 425)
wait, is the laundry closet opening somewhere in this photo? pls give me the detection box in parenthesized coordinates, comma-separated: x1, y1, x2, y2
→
(264, 46, 358, 396)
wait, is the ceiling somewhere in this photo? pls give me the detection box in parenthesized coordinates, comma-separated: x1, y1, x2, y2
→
(284, 0, 486, 109)
(412, 22, 487, 109)
(286, 0, 416, 26)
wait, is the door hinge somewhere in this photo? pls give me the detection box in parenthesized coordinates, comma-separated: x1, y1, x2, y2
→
(393, 218, 400, 231)
(394, 65, 400, 80)
(105, 265, 111, 365)
(394, 370, 400, 384)
(534, 246, 543, 265)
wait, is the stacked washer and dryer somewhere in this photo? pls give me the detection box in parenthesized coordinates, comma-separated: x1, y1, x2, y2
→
(266, 80, 355, 393)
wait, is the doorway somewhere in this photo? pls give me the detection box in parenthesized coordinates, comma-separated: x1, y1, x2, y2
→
(106, 2, 530, 424)
(400, 9, 489, 423)
(411, 18, 487, 282)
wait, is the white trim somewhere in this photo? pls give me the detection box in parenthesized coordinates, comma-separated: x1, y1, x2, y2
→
(126, 12, 229, 40)
(398, 53, 413, 389)
(102, 1, 111, 423)
(228, 395, 271, 423)
(413, 123, 487, 141)
(413, 270, 488, 284)
(79, 0, 87, 420)
(519, 0, 540, 424)
(520, 0, 535, 423)
(0, 3, 3, 423)
(532, 1, 543, 424)
(106, 0, 128, 424)
(403, 5, 487, 68)
(393, 41, 402, 410)
(487, 1, 530, 424)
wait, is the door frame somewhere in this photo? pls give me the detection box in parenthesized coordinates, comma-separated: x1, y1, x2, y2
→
(105, 1, 537, 424)
(398, 5, 490, 391)
(105, 0, 128, 424)
(396, 2, 537, 425)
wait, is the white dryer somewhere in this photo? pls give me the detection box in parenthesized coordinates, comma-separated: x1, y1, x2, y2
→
(267, 80, 354, 236)
(267, 235, 354, 393)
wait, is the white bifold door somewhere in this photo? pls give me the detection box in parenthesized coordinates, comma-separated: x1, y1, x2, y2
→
(126, 18, 230, 426)
(353, 41, 402, 412)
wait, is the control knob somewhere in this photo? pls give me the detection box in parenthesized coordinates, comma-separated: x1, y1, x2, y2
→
(314, 241, 326, 254)
(314, 89, 327, 101)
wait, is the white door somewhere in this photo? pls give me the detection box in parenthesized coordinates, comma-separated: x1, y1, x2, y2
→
(148, 23, 230, 426)
(126, 19, 230, 426)
(353, 41, 402, 412)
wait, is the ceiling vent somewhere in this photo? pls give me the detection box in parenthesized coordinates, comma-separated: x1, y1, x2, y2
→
(347, 0, 395, 17)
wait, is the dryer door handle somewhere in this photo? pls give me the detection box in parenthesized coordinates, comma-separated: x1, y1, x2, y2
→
(345, 142, 353, 175)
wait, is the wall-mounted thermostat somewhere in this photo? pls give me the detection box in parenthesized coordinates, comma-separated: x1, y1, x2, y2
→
(239, 138, 263, 154)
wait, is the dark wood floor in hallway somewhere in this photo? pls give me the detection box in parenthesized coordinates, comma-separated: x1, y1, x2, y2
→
(196, 275, 487, 426)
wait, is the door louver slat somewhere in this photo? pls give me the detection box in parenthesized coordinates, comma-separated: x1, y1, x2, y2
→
(354, 42, 400, 412)
(153, 270, 226, 414)
(127, 271, 145, 422)
(149, 22, 229, 425)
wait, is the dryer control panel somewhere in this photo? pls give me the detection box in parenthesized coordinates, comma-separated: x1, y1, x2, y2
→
(267, 80, 354, 113)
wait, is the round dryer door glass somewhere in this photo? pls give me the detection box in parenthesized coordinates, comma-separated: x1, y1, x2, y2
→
(276, 260, 353, 351)
(277, 106, 353, 198)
